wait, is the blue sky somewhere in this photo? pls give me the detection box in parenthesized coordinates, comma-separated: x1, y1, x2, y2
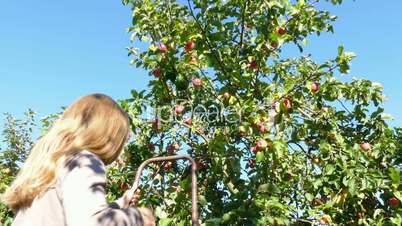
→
(0, 0, 401, 129)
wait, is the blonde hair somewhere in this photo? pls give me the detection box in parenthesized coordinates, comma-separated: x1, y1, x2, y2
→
(1, 93, 131, 211)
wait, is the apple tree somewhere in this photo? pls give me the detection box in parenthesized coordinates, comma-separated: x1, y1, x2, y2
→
(115, 0, 402, 225)
(0, 110, 36, 225)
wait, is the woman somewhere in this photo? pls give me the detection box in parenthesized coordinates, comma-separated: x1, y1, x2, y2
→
(1, 93, 155, 226)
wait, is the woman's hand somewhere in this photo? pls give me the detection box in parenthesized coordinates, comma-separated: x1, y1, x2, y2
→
(137, 207, 156, 226)
(115, 188, 141, 208)
(116, 188, 155, 226)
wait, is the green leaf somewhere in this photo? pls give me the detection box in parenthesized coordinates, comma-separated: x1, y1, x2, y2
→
(389, 167, 401, 187)
(158, 218, 173, 226)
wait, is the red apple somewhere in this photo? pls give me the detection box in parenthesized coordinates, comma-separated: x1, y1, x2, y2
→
(153, 68, 162, 78)
(168, 143, 180, 154)
(196, 160, 206, 169)
(319, 215, 330, 225)
(311, 81, 320, 93)
(360, 142, 371, 151)
(184, 117, 193, 125)
(185, 41, 196, 52)
(175, 105, 185, 115)
(251, 146, 258, 154)
(275, 27, 286, 35)
(256, 139, 269, 150)
(159, 43, 168, 52)
(120, 182, 130, 190)
(248, 159, 256, 168)
(283, 98, 292, 109)
(248, 60, 259, 70)
(147, 143, 155, 151)
(312, 198, 323, 206)
(163, 161, 173, 170)
(389, 197, 399, 207)
(192, 78, 203, 87)
(271, 41, 279, 49)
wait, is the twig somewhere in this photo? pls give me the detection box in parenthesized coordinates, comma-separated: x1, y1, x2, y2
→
(239, 0, 249, 51)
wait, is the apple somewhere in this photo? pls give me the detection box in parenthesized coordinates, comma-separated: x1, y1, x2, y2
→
(311, 81, 320, 93)
(256, 139, 269, 150)
(283, 98, 292, 109)
(163, 161, 173, 170)
(319, 215, 330, 225)
(189, 57, 198, 64)
(120, 182, 130, 190)
(159, 43, 168, 52)
(248, 159, 256, 168)
(175, 105, 185, 115)
(251, 146, 258, 154)
(147, 143, 155, 151)
(185, 41, 196, 52)
(312, 157, 321, 164)
(360, 142, 371, 151)
(153, 68, 162, 78)
(168, 143, 180, 154)
(192, 78, 203, 87)
(248, 60, 259, 70)
(312, 198, 323, 206)
(389, 197, 399, 207)
(184, 117, 193, 125)
(275, 27, 286, 35)
(196, 160, 206, 169)
(271, 41, 279, 49)
(312, 157, 320, 164)
(223, 92, 231, 99)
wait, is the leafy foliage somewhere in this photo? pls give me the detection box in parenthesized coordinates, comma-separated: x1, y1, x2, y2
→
(0, 110, 58, 225)
(117, 0, 402, 225)
(0, 110, 36, 225)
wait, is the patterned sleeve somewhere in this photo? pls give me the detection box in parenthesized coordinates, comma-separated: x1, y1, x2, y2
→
(60, 150, 144, 226)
